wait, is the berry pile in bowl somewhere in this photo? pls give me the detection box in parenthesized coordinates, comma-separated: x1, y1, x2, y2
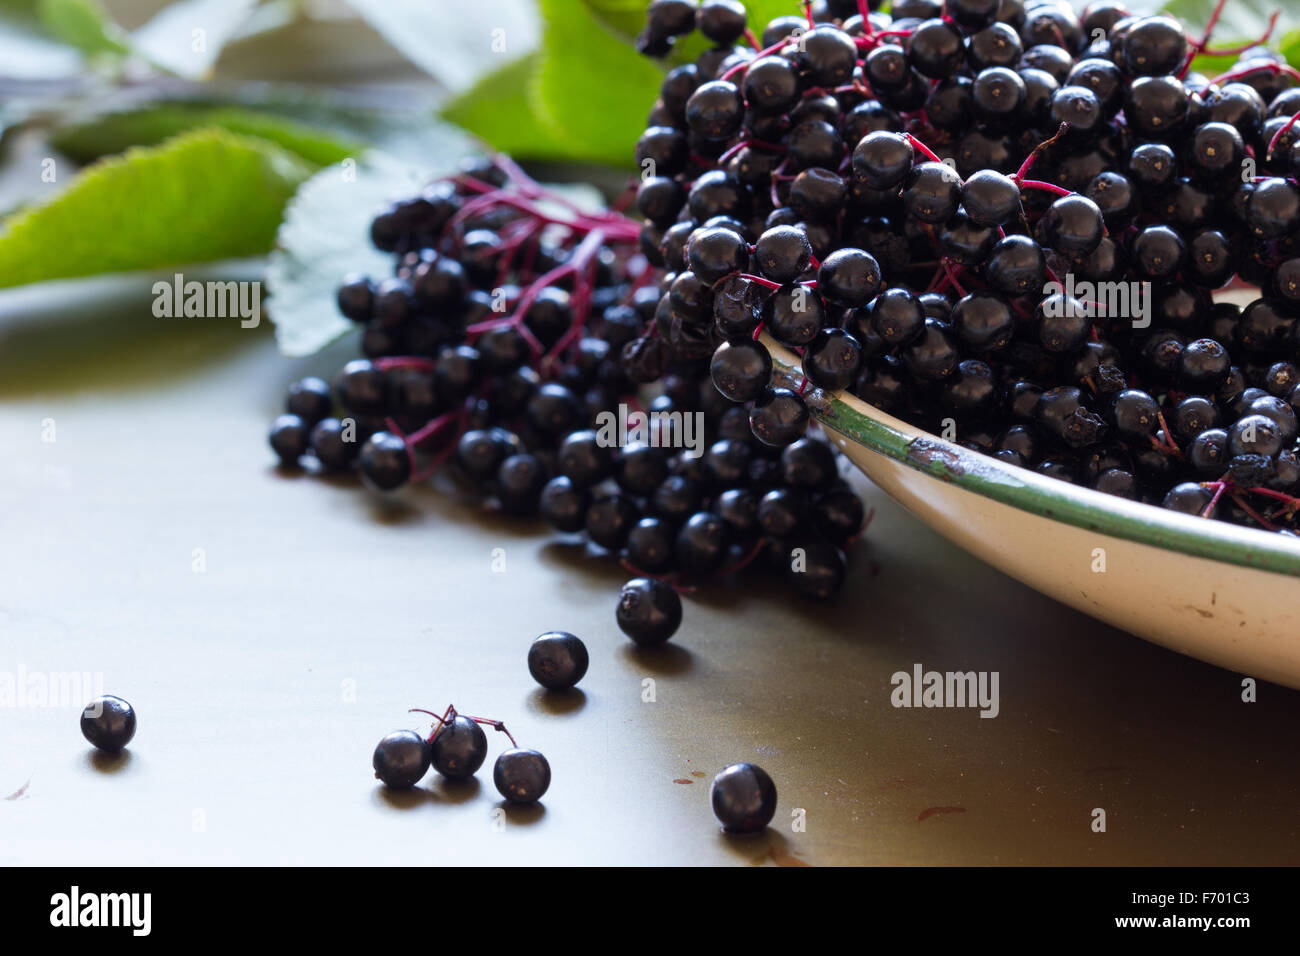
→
(624, 0, 1300, 683)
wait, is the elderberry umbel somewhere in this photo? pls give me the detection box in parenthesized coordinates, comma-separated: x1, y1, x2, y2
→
(628, 0, 1300, 536)
(269, 153, 870, 637)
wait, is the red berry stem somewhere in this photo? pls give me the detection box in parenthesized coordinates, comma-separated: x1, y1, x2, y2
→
(904, 132, 944, 165)
(412, 425, 463, 484)
(1194, 0, 1231, 52)
(716, 138, 787, 166)
(404, 408, 461, 448)
(374, 356, 436, 373)
(1200, 480, 1228, 519)
(1012, 123, 1070, 183)
(721, 38, 798, 82)
(1266, 108, 1300, 160)
(941, 259, 968, 296)
(459, 715, 518, 748)
(1018, 179, 1073, 198)
(716, 537, 767, 577)
(410, 705, 456, 742)
(1229, 491, 1279, 532)
(1204, 60, 1300, 91)
(736, 272, 783, 290)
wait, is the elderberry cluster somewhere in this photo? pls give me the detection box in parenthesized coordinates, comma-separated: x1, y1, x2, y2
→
(633, 0, 1300, 533)
(269, 154, 868, 628)
(373, 704, 550, 804)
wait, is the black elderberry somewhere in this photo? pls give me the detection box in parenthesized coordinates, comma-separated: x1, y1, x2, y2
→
(797, 25, 858, 87)
(80, 696, 136, 753)
(818, 248, 882, 308)
(1130, 225, 1186, 281)
(675, 511, 730, 575)
(788, 168, 847, 222)
(539, 476, 589, 533)
(1163, 481, 1213, 515)
(763, 284, 825, 347)
(1124, 75, 1190, 138)
(902, 162, 962, 224)
(986, 234, 1046, 296)
(686, 81, 746, 140)
(868, 288, 926, 346)
(972, 67, 1026, 126)
(754, 226, 813, 283)
(1229, 414, 1284, 459)
(750, 386, 810, 446)
(908, 18, 965, 79)
(743, 56, 801, 113)
(528, 631, 589, 691)
(337, 274, 375, 323)
(1122, 15, 1187, 77)
(1187, 428, 1229, 476)
(359, 431, 411, 492)
(616, 577, 683, 645)
(372, 730, 429, 789)
(852, 131, 915, 190)
(710, 763, 777, 833)
(269, 414, 311, 466)
(696, 0, 746, 45)
(626, 516, 677, 573)
(688, 226, 750, 284)
(494, 749, 551, 804)
(1039, 194, 1104, 259)
(961, 169, 1022, 226)
(952, 291, 1015, 351)
(711, 338, 773, 403)
(585, 491, 641, 550)
(901, 319, 960, 381)
(310, 417, 360, 472)
(803, 328, 864, 392)
(1034, 295, 1091, 354)
(430, 715, 488, 780)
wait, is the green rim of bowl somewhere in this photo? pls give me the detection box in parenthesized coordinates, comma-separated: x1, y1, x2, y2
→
(765, 340, 1300, 579)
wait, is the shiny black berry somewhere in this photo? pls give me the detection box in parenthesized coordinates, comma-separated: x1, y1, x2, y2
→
(616, 577, 683, 645)
(710, 762, 777, 833)
(528, 631, 589, 691)
(373, 730, 430, 789)
(430, 715, 488, 779)
(80, 695, 136, 753)
(493, 748, 551, 804)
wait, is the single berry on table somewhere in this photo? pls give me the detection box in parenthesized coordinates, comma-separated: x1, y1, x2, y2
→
(80, 695, 137, 753)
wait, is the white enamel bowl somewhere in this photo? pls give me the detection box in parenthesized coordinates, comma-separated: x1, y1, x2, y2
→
(765, 339, 1300, 689)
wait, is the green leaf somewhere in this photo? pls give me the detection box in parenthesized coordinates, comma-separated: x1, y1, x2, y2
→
(580, 0, 650, 39)
(440, 56, 567, 160)
(1159, 0, 1296, 52)
(36, 0, 128, 55)
(0, 0, 85, 78)
(265, 125, 476, 357)
(50, 103, 364, 167)
(1280, 27, 1300, 67)
(0, 128, 315, 289)
(532, 0, 666, 168)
